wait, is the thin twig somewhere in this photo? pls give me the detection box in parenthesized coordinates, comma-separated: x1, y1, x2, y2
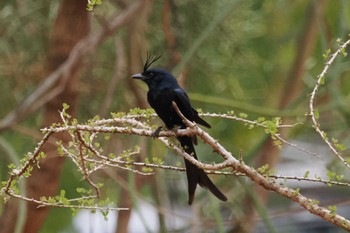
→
(3, 99, 350, 229)
(76, 131, 100, 197)
(171, 101, 350, 231)
(7, 190, 127, 211)
(2, 132, 53, 195)
(309, 37, 350, 168)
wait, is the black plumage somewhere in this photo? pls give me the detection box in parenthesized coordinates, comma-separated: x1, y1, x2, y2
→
(132, 55, 227, 205)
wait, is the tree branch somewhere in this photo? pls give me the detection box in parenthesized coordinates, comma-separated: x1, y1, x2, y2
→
(309, 37, 350, 168)
(0, 0, 144, 131)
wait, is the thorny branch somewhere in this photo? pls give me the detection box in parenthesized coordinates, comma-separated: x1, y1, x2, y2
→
(171, 101, 350, 231)
(1, 102, 350, 230)
(309, 37, 350, 169)
(1, 37, 350, 230)
(76, 131, 101, 198)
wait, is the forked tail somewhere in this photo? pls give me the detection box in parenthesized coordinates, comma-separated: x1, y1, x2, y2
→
(178, 136, 227, 205)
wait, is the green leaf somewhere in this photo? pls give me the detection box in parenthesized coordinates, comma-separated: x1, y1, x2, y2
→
(62, 103, 70, 110)
(239, 113, 248, 118)
(319, 76, 325, 85)
(323, 49, 331, 59)
(257, 164, 269, 174)
(87, 0, 103, 11)
(328, 205, 337, 217)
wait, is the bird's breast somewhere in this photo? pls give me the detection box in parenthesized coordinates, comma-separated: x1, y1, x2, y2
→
(147, 88, 180, 129)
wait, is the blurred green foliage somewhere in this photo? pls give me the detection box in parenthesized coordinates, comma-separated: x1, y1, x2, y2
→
(1, 0, 350, 232)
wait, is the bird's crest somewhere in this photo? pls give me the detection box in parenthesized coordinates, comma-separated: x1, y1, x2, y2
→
(144, 53, 161, 72)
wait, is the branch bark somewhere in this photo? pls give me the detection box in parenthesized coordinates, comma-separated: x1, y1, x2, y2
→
(3, 106, 350, 231)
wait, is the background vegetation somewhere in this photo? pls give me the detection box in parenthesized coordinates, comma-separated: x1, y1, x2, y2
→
(1, 0, 350, 232)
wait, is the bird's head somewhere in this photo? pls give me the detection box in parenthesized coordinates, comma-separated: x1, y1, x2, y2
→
(131, 54, 178, 89)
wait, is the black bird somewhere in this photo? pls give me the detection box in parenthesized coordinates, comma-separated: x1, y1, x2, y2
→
(132, 55, 227, 205)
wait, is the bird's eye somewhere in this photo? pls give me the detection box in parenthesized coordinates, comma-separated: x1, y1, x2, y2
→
(148, 72, 154, 77)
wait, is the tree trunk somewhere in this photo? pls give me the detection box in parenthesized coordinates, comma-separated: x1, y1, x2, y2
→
(23, 1, 89, 232)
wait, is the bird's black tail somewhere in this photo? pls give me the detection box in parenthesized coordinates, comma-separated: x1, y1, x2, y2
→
(177, 136, 227, 205)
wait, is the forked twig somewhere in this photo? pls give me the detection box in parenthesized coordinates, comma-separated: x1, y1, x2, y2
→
(309, 38, 350, 168)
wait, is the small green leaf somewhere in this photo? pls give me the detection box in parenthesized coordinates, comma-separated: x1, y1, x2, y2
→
(336, 175, 344, 181)
(257, 164, 269, 174)
(293, 188, 300, 195)
(314, 109, 319, 119)
(87, 0, 103, 11)
(8, 163, 16, 169)
(327, 171, 335, 180)
(239, 113, 248, 118)
(328, 205, 337, 217)
(142, 167, 153, 172)
(227, 110, 235, 115)
(257, 117, 265, 123)
(62, 103, 70, 110)
(319, 76, 325, 85)
(71, 208, 78, 216)
(323, 49, 331, 59)
(341, 48, 348, 57)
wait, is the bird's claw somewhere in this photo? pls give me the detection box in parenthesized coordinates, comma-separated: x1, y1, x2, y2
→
(151, 126, 163, 138)
(171, 125, 182, 132)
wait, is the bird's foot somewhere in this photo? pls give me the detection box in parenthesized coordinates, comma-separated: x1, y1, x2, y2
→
(151, 126, 163, 138)
(171, 125, 182, 132)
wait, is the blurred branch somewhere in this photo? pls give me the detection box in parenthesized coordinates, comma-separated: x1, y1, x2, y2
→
(126, 0, 153, 108)
(162, 0, 181, 68)
(0, 0, 144, 132)
(279, 1, 327, 108)
(100, 36, 126, 116)
(189, 93, 302, 116)
(242, 2, 328, 231)
(161, 0, 189, 88)
(172, 0, 240, 76)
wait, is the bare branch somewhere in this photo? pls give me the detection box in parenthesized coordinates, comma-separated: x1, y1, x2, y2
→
(2, 101, 350, 230)
(76, 131, 101, 197)
(0, 0, 145, 131)
(170, 101, 350, 231)
(309, 37, 350, 168)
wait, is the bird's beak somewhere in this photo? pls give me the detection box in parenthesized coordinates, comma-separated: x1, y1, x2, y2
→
(131, 73, 146, 80)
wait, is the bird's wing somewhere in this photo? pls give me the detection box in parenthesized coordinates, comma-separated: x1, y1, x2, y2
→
(173, 88, 194, 120)
(174, 88, 211, 128)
